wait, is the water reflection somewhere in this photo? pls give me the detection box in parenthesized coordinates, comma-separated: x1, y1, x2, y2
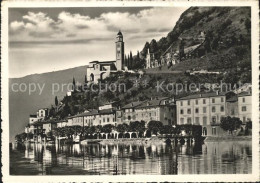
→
(11, 141, 252, 175)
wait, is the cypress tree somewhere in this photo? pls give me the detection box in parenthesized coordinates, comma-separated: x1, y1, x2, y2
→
(55, 96, 58, 106)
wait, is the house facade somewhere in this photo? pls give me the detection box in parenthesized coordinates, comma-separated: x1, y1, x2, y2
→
(135, 97, 176, 126)
(37, 108, 49, 120)
(122, 101, 144, 124)
(176, 92, 228, 136)
(238, 91, 252, 123)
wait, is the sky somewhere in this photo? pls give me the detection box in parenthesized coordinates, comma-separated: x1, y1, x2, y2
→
(9, 7, 188, 78)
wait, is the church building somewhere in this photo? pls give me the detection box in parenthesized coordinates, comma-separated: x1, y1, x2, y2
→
(86, 31, 125, 83)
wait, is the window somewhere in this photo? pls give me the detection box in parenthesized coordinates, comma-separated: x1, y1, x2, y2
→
(195, 108, 199, 113)
(128, 116, 131, 120)
(107, 118, 110, 122)
(181, 101, 183, 106)
(149, 113, 152, 117)
(180, 118, 184, 124)
(203, 107, 207, 113)
(203, 99, 206, 104)
(212, 98, 215, 103)
(195, 117, 200, 125)
(187, 109, 191, 114)
(220, 106, 224, 112)
(231, 109, 235, 115)
(103, 118, 105, 123)
(243, 117, 246, 122)
(243, 98, 245, 103)
(212, 106, 216, 112)
(195, 100, 198, 105)
(242, 106, 247, 111)
(187, 100, 190, 105)
(180, 109, 184, 114)
(212, 117, 216, 123)
(221, 97, 224, 102)
(187, 118, 192, 124)
(203, 117, 207, 125)
(212, 127, 217, 135)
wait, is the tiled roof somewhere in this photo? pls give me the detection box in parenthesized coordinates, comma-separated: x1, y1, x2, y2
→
(135, 97, 169, 109)
(122, 101, 144, 109)
(176, 92, 227, 101)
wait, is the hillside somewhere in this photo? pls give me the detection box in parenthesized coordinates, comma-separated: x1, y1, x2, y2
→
(9, 66, 88, 141)
(139, 7, 251, 83)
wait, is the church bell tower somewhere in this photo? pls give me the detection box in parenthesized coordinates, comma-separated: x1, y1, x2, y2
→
(115, 31, 124, 71)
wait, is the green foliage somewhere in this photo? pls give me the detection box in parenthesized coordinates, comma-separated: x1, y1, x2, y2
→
(116, 123, 130, 133)
(220, 116, 242, 134)
(147, 121, 163, 135)
(129, 121, 145, 132)
(55, 96, 58, 106)
(15, 132, 27, 142)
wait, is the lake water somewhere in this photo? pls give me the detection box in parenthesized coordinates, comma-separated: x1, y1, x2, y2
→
(10, 141, 252, 175)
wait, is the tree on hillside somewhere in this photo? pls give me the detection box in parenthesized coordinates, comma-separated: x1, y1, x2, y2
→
(55, 96, 58, 106)
(150, 39, 158, 53)
(72, 77, 76, 91)
(179, 39, 185, 61)
(220, 116, 242, 134)
(129, 51, 133, 69)
(124, 55, 127, 68)
(137, 51, 140, 60)
(127, 55, 130, 69)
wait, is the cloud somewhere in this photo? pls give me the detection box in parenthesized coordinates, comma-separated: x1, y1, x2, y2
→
(9, 7, 185, 44)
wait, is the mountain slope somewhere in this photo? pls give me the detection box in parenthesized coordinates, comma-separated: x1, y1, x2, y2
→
(9, 66, 88, 141)
(140, 7, 251, 83)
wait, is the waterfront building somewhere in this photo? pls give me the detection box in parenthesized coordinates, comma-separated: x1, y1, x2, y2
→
(42, 121, 57, 135)
(86, 31, 124, 83)
(238, 91, 252, 123)
(57, 120, 69, 128)
(176, 91, 228, 136)
(122, 101, 145, 124)
(135, 97, 176, 126)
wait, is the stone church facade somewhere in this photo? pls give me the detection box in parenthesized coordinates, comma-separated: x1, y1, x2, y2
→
(86, 31, 125, 83)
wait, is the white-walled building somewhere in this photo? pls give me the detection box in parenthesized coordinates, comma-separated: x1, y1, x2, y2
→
(238, 91, 252, 123)
(176, 92, 227, 136)
(135, 97, 176, 126)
